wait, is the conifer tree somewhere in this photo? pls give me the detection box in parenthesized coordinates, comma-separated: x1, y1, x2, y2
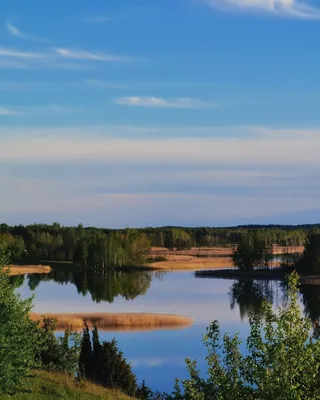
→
(79, 323, 92, 378)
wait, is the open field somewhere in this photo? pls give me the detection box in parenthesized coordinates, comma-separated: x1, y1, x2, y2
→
(6, 264, 52, 276)
(0, 370, 132, 400)
(30, 312, 194, 331)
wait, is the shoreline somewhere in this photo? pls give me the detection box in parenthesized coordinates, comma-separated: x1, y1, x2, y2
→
(30, 312, 194, 332)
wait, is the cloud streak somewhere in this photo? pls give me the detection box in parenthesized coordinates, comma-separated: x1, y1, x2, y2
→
(0, 107, 24, 116)
(6, 21, 49, 42)
(115, 96, 216, 109)
(204, 0, 320, 19)
(0, 46, 135, 70)
(1, 125, 320, 166)
(55, 48, 134, 62)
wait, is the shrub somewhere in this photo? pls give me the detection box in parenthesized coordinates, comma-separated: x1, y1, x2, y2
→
(0, 241, 40, 395)
(168, 272, 320, 400)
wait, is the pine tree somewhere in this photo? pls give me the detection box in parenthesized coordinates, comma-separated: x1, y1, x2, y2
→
(79, 323, 92, 378)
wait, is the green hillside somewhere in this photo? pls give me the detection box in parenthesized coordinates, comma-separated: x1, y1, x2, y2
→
(0, 370, 134, 400)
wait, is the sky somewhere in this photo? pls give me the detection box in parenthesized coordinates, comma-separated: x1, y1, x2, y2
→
(1, 0, 320, 228)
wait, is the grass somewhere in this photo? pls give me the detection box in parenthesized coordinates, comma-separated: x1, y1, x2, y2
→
(6, 265, 52, 276)
(30, 312, 194, 331)
(0, 370, 133, 400)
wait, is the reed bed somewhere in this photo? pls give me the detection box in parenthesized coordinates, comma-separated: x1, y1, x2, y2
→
(30, 312, 194, 331)
(6, 264, 52, 276)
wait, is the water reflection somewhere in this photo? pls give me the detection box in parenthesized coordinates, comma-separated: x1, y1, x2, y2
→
(21, 269, 154, 303)
(229, 280, 275, 319)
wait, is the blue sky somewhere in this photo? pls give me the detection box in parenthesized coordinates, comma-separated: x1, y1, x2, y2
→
(1, 0, 320, 227)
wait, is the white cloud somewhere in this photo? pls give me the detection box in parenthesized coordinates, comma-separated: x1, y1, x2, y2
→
(1, 125, 320, 166)
(0, 107, 24, 116)
(85, 79, 129, 89)
(6, 21, 48, 42)
(86, 16, 113, 23)
(1, 125, 320, 225)
(0, 46, 134, 70)
(6, 21, 21, 36)
(204, 0, 320, 18)
(55, 48, 134, 62)
(0, 47, 46, 59)
(115, 96, 216, 109)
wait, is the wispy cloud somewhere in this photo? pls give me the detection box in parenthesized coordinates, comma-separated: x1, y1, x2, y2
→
(86, 9, 142, 23)
(204, 0, 320, 19)
(1, 125, 320, 165)
(115, 96, 216, 109)
(55, 48, 134, 62)
(85, 79, 129, 89)
(0, 47, 45, 59)
(6, 21, 49, 42)
(86, 16, 113, 23)
(0, 46, 135, 70)
(0, 107, 24, 116)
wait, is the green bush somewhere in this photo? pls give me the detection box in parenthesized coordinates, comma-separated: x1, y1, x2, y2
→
(0, 241, 40, 395)
(169, 272, 320, 400)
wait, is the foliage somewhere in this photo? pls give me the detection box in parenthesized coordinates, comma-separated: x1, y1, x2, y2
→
(37, 317, 81, 374)
(296, 230, 320, 273)
(0, 241, 39, 395)
(280, 248, 301, 269)
(79, 326, 137, 396)
(168, 272, 320, 400)
(231, 233, 273, 271)
(0, 370, 134, 400)
(0, 223, 310, 267)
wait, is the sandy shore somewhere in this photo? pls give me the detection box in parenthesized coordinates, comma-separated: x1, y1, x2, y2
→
(30, 312, 194, 332)
(6, 264, 52, 276)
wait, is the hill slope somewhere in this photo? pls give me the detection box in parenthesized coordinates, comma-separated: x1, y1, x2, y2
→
(0, 370, 134, 400)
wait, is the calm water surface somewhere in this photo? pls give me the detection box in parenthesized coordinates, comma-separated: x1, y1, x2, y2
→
(16, 270, 319, 393)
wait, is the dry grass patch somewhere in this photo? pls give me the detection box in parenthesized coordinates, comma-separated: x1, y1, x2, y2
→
(0, 370, 133, 400)
(6, 265, 52, 276)
(30, 312, 193, 331)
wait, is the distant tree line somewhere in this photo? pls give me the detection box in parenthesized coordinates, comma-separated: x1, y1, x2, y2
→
(0, 223, 310, 267)
(0, 223, 150, 268)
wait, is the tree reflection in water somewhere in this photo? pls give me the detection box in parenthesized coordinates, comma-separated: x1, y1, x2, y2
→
(25, 269, 154, 303)
(229, 279, 280, 320)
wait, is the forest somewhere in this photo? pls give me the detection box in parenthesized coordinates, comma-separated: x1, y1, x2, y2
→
(0, 222, 310, 268)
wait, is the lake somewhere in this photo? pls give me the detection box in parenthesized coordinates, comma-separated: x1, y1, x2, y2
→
(15, 269, 320, 394)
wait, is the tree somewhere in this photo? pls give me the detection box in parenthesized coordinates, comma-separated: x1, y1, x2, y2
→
(79, 326, 137, 396)
(79, 323, 92, 378)
(296, 230, 320, 273)
(0, 240, 39, 395)
(231, 232, 273, 271)
(168, 272, 320, 400)
(37, 317, 81, 374)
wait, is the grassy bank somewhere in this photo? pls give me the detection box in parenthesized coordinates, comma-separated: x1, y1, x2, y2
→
(30, 312, 194, 331)
(0, 370, 133, 400)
